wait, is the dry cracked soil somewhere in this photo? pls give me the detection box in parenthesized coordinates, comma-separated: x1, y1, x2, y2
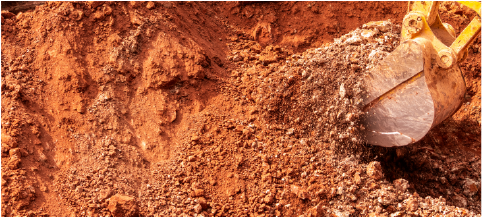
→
(1, 1, 481, 217)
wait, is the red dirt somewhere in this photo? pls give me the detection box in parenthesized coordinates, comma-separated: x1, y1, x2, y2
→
(1, 1, 480, 216)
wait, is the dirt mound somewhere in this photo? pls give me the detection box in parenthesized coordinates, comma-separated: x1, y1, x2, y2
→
(226, 21, 402, 159)
(1, 1, 480, 216)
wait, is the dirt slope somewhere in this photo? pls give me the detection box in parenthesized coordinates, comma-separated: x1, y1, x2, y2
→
(1, 1, 480, 216)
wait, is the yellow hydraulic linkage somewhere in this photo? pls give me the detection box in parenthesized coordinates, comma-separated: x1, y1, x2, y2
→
(362, 1, 481, 147)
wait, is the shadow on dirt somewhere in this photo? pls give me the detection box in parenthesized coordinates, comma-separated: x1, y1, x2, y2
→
(361, 116, 481, 210)
(1, 1, 45, 14)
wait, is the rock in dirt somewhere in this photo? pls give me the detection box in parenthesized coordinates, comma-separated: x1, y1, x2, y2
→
(463, 178, 479, 197)
(452, 194, 468, 208)
(393, 178, 409, 193)
(378, 188, 396, 205)
(291, 185, 310, 200)
(354, 172, 362, 185)
(194, 203, 203, 213)
(99, 188, 114, 201)
(146, 2, 155, 9)
(1, 11, 15, 19)
(107, 194, 139, 217)
(198, 197, 208, 209)
(366, 161, 383, 180)
(264, 194, 274, 204)
(1, 134, 17, 149)
(362, 20, 392, 32)
(192, 188, 205, 197)
(307, 203, 326, 217)
(87, 1, 105, 9)
(406, 198, 418, 212)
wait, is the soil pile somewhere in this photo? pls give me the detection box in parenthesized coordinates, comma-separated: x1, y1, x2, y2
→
(1, 1, 480, 217)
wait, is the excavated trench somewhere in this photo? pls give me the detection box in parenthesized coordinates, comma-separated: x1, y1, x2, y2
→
(1, 2, 480, 216)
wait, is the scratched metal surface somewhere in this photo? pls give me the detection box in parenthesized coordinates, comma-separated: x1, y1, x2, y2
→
(364, 72, 434, 147)
(425, 65, 466, 128)
(362, 40, 425, 107)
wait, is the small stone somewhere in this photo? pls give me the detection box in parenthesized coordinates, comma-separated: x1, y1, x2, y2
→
(2, 134, 17, 149)
(40, 185, 48, 192)
(345, 113, 354, 122)
(264, 194, 274, 204)
(242, 128, 252, 136)
(406, 198, 418, 212)
(337, 186, 344, 195)
(188, 155, 197, 162)
(439, 176, 447, 184)
(470, 161, 482, 174)
(9, 148, 22, 158)
(130, 14, 142, 25)
(72, 10, 83, 21)
(198, 197, 208, 209)
(129, 1, 140, 8)
(87, 1, 105, 9)
(232, 55, 243, 62)
(462, 178, 479, 197)
(354, 172, 361, 185)
(339, 83, 346, 99)
(368, 182, 378, 190)
(99, 188, 113, 201)
(194, 204, 202, 213)
(360, 29, 378, 39)
(226, 188, 236, 196)
(362, 20, 392, 32)
(1, 11, 15, 19)
(286, 128, 294, 135)
(92, 10, 105, 21)
(192, 189, 204, 197)
(378, 188, 396, 205)
(107, 194, 139, 217)
(7, 158, 21, 169)
(38, 151, 47, 162)
(307, 203, 326, 217)
(452, 194, 467, 207)
(191, 135, 200, 142)
(393, 178, 409, 193)
(146, 1, 155, 9)
(275, 210, 281, 216)
(395, 148, 407, 158)
(191, 182, 201, 189)
(261, 173, 272, 183)
(104, 6, 113, 16)
(76, 103, 86, 113)
(366, 161, 383, 180)
(235, 125, 244, 132)
(291, 185, 310, 200)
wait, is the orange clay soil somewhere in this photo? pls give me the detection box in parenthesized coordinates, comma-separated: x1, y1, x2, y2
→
(1, 2, 480, 216)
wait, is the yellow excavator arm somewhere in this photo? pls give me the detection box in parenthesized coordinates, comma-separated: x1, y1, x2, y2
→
(362, 1, 481, 147)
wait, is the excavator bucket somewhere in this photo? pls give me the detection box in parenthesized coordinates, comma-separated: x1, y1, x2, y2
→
(361, 1, 480, 147)
(362, 39, 466, 147)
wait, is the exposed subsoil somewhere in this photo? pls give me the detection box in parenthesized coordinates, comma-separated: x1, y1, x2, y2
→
(1, 2, 480, 217)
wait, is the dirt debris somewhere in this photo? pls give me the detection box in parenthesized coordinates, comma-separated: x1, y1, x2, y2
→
(107, 194, 139, 217)
(1, 1, 480, 216)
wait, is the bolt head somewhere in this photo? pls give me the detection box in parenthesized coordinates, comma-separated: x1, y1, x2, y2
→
(403, 14, 424, 36)
(437, 49, 455, 69)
